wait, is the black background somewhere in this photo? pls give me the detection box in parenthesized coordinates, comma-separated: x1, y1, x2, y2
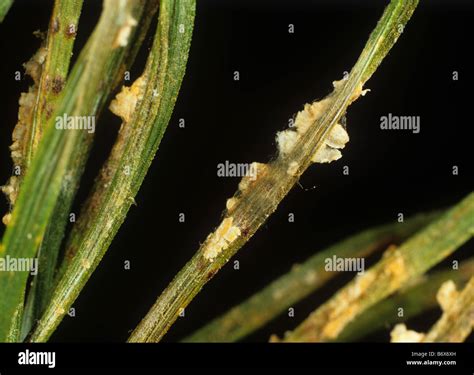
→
(0, 0, 473, 343)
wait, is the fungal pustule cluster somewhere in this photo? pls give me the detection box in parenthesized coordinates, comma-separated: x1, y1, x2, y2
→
(390, 323, 424, 343)
(2, 48, 48, 225)
(203, 217, 241, 261)
(224, 162, 268, 213)
(113, 15, 138, 48)
(436, 280, 458, 311)
(276, 79, 368, 176)
(205, 162, 270, 261)
(109, 75, 146, 123)
(202, 79, 369, 261)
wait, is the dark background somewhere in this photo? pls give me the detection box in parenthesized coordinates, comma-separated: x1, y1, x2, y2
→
(0, 0, 472, 342)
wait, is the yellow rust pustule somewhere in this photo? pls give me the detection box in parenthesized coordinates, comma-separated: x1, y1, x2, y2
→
(113, 15, 138, 48)
(390, 324, 424, 343)
(321, 270, 377, 339)
(436, 280, 458, 312)
(275, 78, 363, 175)
(237, 162, 268, 192)
(225, 162, 269, 214)
(203, 217, 241, 262)
(109, 75, 146, 123)
(225, 197, 238, 212)
(2, 47, 48, 225)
